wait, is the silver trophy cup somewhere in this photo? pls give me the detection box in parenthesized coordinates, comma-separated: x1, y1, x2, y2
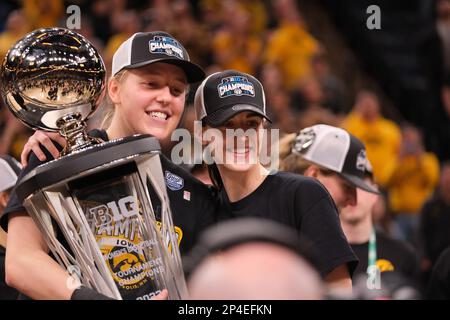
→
(0, 28, 187, 299)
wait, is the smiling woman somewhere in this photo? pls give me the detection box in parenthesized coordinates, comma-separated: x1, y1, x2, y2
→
(106, 63, 187, 143)
(193, 70, 358, 294)
(1, 31, 220, 300)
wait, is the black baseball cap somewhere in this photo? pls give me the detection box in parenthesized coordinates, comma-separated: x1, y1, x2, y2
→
(292, 124, 379, 194)
(0, 155, 21, 193)
(112, 31, 205, 83)
(194, 70, 272, 127)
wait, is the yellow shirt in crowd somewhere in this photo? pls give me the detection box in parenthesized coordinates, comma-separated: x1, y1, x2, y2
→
(384, 153, 440, 214)
(0, 32, 24, 64)
(342, 112, 401, 186)
(212, 31, 262, 74)
(23, 0, 64, 30)
(264, 22, 320, 89)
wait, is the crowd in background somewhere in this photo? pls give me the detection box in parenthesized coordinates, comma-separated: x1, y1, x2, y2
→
(1, 0, 450, 299)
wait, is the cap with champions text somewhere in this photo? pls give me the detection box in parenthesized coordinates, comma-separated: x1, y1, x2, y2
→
(0, 155, 22, 193)
(112, 31, 205, 83)
(194, 70, 272, 127)
(292, 124, 379, 194)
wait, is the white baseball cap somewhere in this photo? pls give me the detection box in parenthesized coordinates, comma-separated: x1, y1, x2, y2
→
(292, 124, 379, 194)
(0, 155, 22, 193)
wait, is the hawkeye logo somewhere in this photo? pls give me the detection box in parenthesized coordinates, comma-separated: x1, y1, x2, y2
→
(149, 36, 184, 59)
(217, 76, 255, 98)
(86, 196, 184, 293)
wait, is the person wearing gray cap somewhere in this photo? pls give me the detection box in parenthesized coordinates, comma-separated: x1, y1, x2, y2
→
(194, 70, 358, 295)
(279, 124, 379, 213)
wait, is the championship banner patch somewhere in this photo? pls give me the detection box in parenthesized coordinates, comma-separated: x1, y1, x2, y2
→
(149, 36, 184, 59)
(165, 170, 184, 191)
(217, 76, 255, 98)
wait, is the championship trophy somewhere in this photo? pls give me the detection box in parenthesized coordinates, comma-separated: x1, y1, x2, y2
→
(0, 28, 187, 300)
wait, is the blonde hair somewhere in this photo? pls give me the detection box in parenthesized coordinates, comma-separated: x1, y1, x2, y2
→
(100, 70, 128, 130)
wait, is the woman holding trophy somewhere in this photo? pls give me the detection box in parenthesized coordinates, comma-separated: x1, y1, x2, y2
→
(1, 30, 218, 300)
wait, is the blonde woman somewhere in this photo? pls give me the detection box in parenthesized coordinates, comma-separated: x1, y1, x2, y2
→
(2, 32, 217, 300)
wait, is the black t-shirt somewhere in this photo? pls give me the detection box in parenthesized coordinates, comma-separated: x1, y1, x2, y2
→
(350, 231, 419, 281)
(0, 129, 219, 300)
(220, 171, 358, 277)
(427, 246, 450, 299)
(419, 194, 450, 265)
(0, 245, 19, 300)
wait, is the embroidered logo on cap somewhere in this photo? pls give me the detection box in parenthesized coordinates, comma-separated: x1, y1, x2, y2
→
(292, 127, 316, 154)
(356, 150, 367, 172)
(217, 76, 255, 98)
(149, 36, 184, 59)
(165, 170, 184, 191)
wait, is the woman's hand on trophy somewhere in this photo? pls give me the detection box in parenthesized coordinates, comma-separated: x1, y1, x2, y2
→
(21, 130, 67, 166)
(151, 289, 169, 300)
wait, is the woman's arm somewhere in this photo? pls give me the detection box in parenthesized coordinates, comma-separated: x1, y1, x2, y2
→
(5, 212, 77, 300)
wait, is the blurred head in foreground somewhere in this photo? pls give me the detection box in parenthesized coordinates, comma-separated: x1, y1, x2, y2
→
(185, 218, 324, 300)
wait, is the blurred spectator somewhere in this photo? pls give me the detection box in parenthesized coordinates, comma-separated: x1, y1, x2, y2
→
(22, 0, 64, 29)
(342, 90, 402, 187)
(267, 90, 298, 133)
(292, 76, 326, 112)
(291, 75, 339, 128)
(384, 124, 440, 243)
(0, 10, 30, 64)
(185, 218, 324, 299)
(298, 107, 338, 129)
(310, 53, 348, 115)
(141, 0, 175, 32)
(198, 0, 225, 33)
(260, 64, 297, 132)
(0, 0, 20, 32)
(166, 0, 211, 67)
(88, 0, 114, 45)
(340, 166, 420, 288)
(264, 0, 321, 90)
(78, 15, 105, 57)
(104, 10, 141, 68)
(212, 3, 262, 74)
(371, 191, 403, 239)
(418, 162, 450, 277)
(436, 0, 450, 74)
(426, 246, 450, 299)
(0, 155, 21, 300)
(441, 74, 450, 118)
(0, 104, 29, 160)
(239, 0, 268, 35)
